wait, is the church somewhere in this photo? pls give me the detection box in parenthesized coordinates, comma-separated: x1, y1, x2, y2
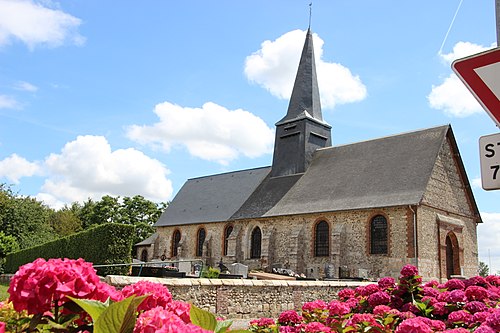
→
(136, 28, 481, 282)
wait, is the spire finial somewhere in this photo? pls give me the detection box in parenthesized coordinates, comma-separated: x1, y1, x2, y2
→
(308, 2, 312, 29)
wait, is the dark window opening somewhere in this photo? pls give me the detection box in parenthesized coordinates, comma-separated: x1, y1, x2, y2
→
(196, 228, 206, 257)
(250, 227, 262, 259)
(370, 215, 388, 254)
(314, 221, 329, 257)
(172, 230, 181, 257)
(223, 225, 233, 256)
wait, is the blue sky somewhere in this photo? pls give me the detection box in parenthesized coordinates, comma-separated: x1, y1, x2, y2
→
(0, 0, 499, 273)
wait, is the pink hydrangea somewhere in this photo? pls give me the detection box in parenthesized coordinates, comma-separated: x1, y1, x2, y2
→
(280, 326, 299, 333)
(400, 265, 419, 278)
(359, 284, 381, 297)
(423, 280, 439, 288)
(485, 308, 500, 331)
(166, 300, 191, 324)
(473, 311, 491, 323)
(474, 324, 496, 333)
(444, 328, 470, 333)
(373, 305, 392, 315)
(91, 281, 124, 302)
(445, 279, 466, 291)
(0, 321, 5, 333)
(327, 300, 350, 316)
(133, 306, 210, 333)
(465, 285, 489, 302)
(464, 300, 487, 314)
(394, 317, 432, 333)
(302, 300, 327, 312)
(378, 277, 396, 290)
(346, 313, 380, 328)
(303, 321, 331, 333)
(367, 291, 391, 307)
(337, 288, 356, 300)
(421, 286, 439, 298)
(278, 310, 302, 325)
(121, 281, 172, 313)
(437, 291, 450, 302)
(8, 258, 101, 314)
(250, 317, 276, 327)
(448, 289, 467, 303)
(486, 275, 500, 286)
(431, 301, 449, 316)
(448, 310, 473, 325)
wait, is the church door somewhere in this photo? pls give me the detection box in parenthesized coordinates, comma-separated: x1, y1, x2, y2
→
(445, 232, 460, 279)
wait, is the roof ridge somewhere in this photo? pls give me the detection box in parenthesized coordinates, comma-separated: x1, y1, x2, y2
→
(187, 165, 271, 181)
(318, 124, 450, 151)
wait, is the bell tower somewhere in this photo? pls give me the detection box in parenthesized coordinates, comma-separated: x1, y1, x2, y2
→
(271, 29, 332, 178)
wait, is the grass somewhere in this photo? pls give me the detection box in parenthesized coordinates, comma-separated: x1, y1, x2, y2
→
(0, 282, 9, 301)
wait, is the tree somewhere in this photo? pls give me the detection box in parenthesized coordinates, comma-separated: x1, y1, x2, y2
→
(478, 261, 490, 277)
(0, 231, 19, 273)
(49, 206, 83, 237)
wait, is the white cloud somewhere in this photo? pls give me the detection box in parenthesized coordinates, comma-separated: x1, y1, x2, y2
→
(14, 81, 38, 92)
(428, 42, 495, 117)
(127, 101, 275, 165)
(0, 153, 39, 183)
(0, 94, 19, 109)
(244, 29, 367, 109)
(0, 0, 84, 50)
(38, 135, 173, 205)
(478, 212, 500, 274)
(471, 177, 482, 189)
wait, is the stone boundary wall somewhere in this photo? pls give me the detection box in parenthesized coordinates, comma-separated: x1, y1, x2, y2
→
(106, 276, 369, 319)
(0, 274, 13, 285)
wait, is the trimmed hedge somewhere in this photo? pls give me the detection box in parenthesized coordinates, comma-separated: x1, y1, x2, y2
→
(4, 223, 135, 276)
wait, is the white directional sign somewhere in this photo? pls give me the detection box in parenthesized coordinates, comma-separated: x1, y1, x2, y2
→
(452, 48, 500, 128)
(479, 132, 500, 190)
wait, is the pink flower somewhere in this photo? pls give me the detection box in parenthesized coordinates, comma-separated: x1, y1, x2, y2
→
(337, 288, 356, 300)
(394, 317, 432, 333)
(346, 313, 380, 328)
(92, 281, 124, 302)
(444, 328, 470, 333)
(464, 300, 487, 314)
(133, 306, 211, 333)
(367, 291, 391, 307)
(278, 310, 302, 325)
(423, 280, 439, 288)
(448, 310, 473, 325)
(373, 305, 392, 315)
(280, 326, 299, 333)
(359, 284, 380, 297)
(121, 281, 172, 312)
(327, 300, 350, 316)
(473, 311, 491, 323)
(486, 275, 500, 286)
(400, 265, 419, 278)
(378, 277, 396, 290)
(465, 285, 489, 301)
(474, 324, 496, 333)
(0, 321, 5, 333)
(448, 289, 466, 303)
(166, 301, 191, 324)
(421, 286, 439, 298)
(302, 300, 327, 312)
(431, 302, 449, 316)
(303, 322, 331, 333)
(485, 308, 500, 331)
(445, 279, 465, 291)
(250, 317, 275, 327)
(8, 258, 101, 315)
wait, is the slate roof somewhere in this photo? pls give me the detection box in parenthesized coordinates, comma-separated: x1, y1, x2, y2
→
(155, 125, 481, 227)
(134, 232, 158, 246)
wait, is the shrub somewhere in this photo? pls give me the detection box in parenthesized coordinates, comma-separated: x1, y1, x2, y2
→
(4, 223, 135, 275)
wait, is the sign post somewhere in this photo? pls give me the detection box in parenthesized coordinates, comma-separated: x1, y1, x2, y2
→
(452, 47, 500, 128)
(479, 133, 500, 190)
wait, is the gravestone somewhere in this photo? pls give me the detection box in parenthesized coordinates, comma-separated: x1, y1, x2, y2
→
(178, 261, 192, 274)
(230, 263, 248, 278)
(324, 263, 335, 279)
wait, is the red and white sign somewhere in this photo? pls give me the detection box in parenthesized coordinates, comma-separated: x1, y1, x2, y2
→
(452, 47, 500, 127)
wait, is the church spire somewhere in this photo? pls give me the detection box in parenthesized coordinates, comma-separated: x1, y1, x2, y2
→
(277, 28, 324, 125)
(271, 28, 332, 178)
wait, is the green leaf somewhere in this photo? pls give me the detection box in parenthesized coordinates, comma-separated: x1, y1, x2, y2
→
(94, 294, 147, 333)
(68, 296, 108, 322)
(190, 304, 217, 331)
(214, 319, 233, 333)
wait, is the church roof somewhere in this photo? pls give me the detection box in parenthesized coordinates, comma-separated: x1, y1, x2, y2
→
(154, 124, 480, 227)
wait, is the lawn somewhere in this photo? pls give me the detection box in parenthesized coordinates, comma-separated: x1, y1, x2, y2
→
(0, 282, 9, 301)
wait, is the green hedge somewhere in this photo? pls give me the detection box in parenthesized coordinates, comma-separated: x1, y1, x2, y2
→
(4, 223, 135, 276)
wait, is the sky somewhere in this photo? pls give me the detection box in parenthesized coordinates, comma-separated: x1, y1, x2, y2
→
(0, 0, 499, 273)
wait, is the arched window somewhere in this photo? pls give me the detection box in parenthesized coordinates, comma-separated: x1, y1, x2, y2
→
(446, 232, 460, 279)
(314, 221, 329, 257)
(223, 224, 233, 256)
(250, 227, 261, 259)
(140, 249, 148, 262)
(196, 228, 206, 257)
(172, 230, 181, 257)
(370, 215, 388, 254)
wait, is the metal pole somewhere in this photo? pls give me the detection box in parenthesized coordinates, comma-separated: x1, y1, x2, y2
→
(496, 0, 500, 46)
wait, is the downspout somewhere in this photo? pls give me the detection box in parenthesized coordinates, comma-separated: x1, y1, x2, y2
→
(409, 205, 418, 270)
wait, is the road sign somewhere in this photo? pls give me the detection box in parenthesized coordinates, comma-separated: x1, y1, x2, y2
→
(452, 48, 500, 127)
(479, 132, 500, 190)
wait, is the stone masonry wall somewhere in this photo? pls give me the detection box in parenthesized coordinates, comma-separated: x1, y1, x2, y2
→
(105, 275, 368, 319)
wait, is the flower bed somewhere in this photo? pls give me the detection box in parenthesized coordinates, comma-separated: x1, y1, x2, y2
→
(0, 258, 499, 332)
